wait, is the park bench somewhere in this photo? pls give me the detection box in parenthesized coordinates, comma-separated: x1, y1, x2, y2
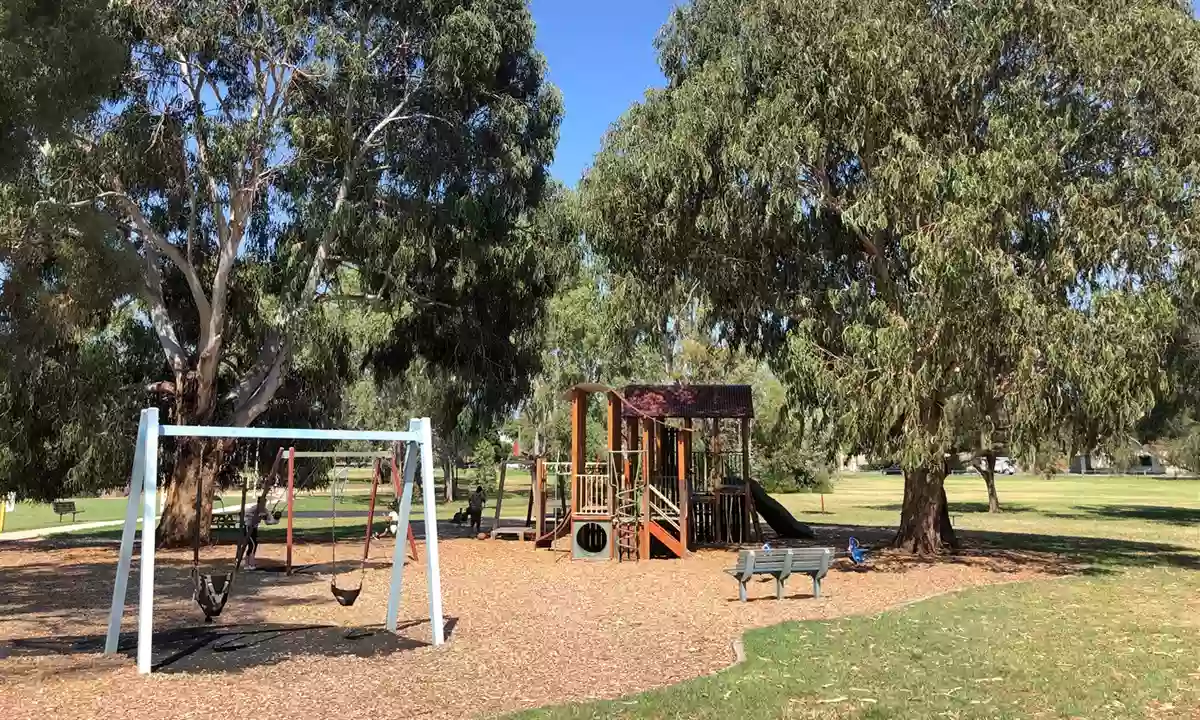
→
(51, 500, 82, 523)
(211, 497, 237, 530)
(725, 547, 834, 601)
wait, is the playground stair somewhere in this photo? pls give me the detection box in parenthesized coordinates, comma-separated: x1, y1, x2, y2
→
(647, 519, 684, 558)
(646, 482, 685, 559)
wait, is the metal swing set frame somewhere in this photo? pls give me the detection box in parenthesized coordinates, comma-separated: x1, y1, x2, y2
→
(104, 407, 446, 674)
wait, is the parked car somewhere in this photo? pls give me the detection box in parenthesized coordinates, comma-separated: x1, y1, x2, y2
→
(971, 457, 1017, 475)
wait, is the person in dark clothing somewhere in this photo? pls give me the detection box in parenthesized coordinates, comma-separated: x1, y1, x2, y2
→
(467, 485, 486, 535)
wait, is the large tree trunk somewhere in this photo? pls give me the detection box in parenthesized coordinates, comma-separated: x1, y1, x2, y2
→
(157, 436, 228, 548)
(982, 452, 1001, 513)
(442, 456, 454, 503)
(893, 464, 958, 554)
(155, 368, 270, 548)
(492, 461, 508, 529)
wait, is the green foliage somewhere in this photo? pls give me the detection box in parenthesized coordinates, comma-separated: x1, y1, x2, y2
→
(2, 0, 569, 513)
(471, 437, 501, 493)
(0, 0, 135, 498)
(0, 309, 161, 500)
(583, 0, 1200, 549)
(0, 0, 127, 175)
(1137, 288, 1200, 473)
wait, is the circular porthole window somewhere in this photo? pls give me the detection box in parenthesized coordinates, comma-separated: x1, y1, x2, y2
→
(576, 522, 609, 554)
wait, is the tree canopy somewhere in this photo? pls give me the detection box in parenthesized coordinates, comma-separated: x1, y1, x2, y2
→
(583, 0, 1200, 552)
(8, 0, 568, 544)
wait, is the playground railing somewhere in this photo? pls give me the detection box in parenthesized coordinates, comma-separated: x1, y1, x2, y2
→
(575, 468, 610, 516)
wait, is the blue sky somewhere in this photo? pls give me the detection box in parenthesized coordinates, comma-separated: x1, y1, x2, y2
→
(531, 1, 1200, 186)
(530, 1, 679, 185)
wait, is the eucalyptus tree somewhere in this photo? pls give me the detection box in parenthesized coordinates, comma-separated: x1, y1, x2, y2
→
(583, 0, 1200, 552)
(30, 0, 564, 545)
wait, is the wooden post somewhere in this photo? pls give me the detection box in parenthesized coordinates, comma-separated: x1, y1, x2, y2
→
(640, 417, 652, 560)
(525, 458, 536, 528)
(711, 420, 722, 542)
(625, 417, 639, 486)
(608, 392, 622, 453)
(286, 446, 295, 574)
(570, 390, 587, 517)
(492, 461, 508, 531)
(533, 457, 546, 538)
(607, 393, 622, 558)
(678, 418, 691, 554)
(741, 417, 761, 542)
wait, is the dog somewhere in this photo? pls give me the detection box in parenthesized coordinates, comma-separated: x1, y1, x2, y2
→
(451, 507, 468, 525)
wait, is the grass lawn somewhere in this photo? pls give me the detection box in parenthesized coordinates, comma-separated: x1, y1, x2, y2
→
(1, 467, 532, 534)
(510, 471, 1200, 719)
(782, 472, 1200, 566)
(513, 567, 1200, 720)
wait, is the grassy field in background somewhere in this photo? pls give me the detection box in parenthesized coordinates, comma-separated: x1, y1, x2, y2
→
(781, 472, 1200, 558)
(0, 467, 532, 534)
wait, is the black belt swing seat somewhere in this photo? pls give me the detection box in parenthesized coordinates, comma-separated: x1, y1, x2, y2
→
(329, 456, 382, 607)
(192, 463, 252, 623)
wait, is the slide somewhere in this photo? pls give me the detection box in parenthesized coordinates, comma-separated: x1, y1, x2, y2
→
(535, 511, 571, 548)
(748, 478, 815, 539)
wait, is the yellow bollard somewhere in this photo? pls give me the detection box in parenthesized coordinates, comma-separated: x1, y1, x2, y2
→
(0, 501, 6, 533)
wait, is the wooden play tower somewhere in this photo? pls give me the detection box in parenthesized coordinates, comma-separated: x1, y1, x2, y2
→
(532, 383, 762, 560)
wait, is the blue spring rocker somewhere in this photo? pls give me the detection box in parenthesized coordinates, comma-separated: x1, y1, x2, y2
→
(847, 536, 869, 566)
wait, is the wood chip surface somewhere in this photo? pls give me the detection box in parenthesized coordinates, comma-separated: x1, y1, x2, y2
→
(0, 526, 1050, 719)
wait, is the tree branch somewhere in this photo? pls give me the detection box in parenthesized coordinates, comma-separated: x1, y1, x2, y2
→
(232, 333, 290, 427)
(101, 177, 213, 327)
(177, 54, 232, 252)
(139, 244, 189, 374)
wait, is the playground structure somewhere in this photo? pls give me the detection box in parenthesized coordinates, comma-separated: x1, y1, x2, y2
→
(532, 383, 811, 561)
(105, 408, 445, 674)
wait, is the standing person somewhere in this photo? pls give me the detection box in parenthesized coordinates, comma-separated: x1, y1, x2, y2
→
(243, 490, 280, 570)
(467, 485, 486, 536)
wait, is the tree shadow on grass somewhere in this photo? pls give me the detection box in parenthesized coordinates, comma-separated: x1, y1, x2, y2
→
(866, 502, 1039, 515)
(1045, 505, 1200, 526)
(791, 521, 1200, 577)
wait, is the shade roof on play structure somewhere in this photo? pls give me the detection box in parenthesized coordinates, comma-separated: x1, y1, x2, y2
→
(619, 384, 754, 419)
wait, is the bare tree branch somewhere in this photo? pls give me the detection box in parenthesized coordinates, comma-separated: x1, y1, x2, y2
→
(177, 54, 232, 252)
(139, 243, 189, 374)
(232, 334, 290, 426)
(101, 176, 213, 328)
